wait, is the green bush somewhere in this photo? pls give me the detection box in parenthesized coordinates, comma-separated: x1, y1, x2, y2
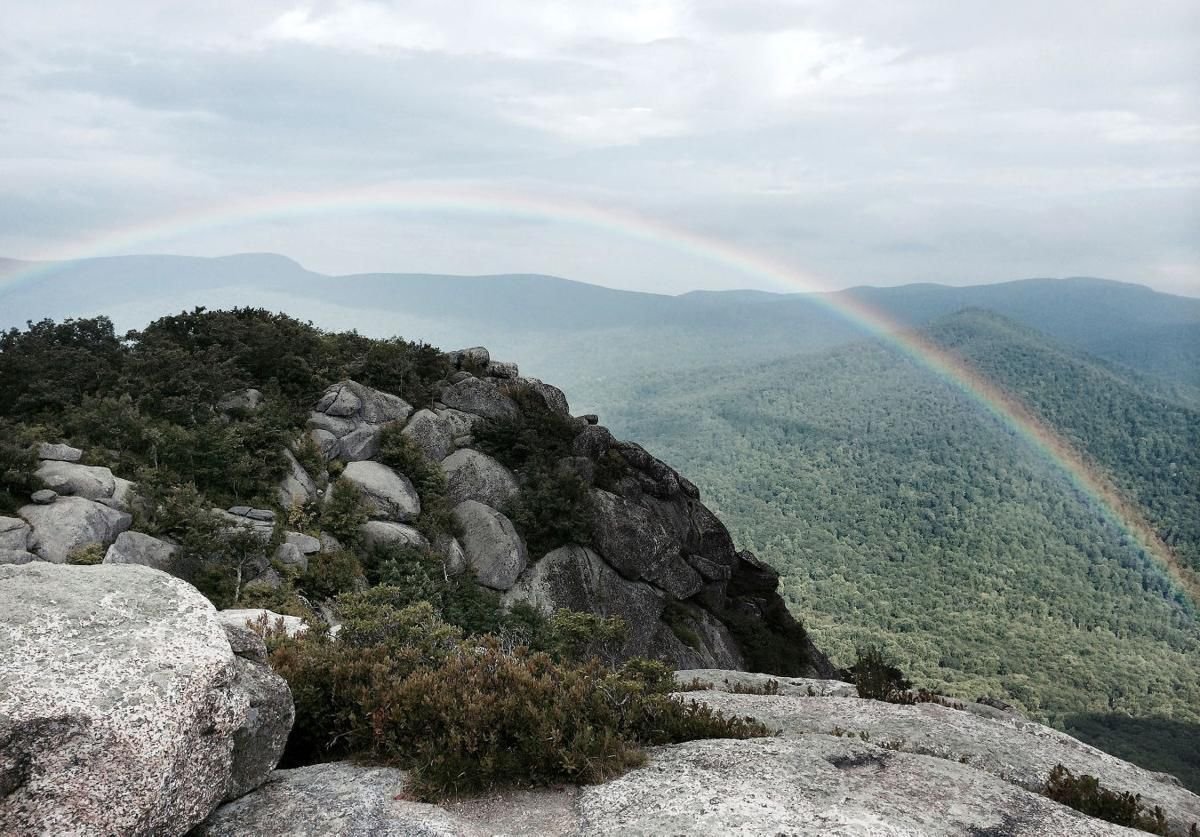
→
(320, 478, 370, 546)
(0, 420, 37, 513)
(507, 466, 594, 558)
(376, 427, 456, 541)
(473, 382, 580, 472)
(1043, 764, 1174, 835)
(268, 604, 770, 800)
(851, 645, 913, 703)
(299, 549, 365, 601)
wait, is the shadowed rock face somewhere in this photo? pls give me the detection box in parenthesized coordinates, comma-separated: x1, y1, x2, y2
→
(0, 563, 292, 836)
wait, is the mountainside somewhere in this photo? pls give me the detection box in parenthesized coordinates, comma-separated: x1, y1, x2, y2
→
(2, 254, 1196, 393)
(598, 310, 1200, 766)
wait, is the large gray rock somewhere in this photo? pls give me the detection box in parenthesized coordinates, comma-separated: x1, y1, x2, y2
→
(446, 346, 490, 369)
(0, 563, 288, 835)
(360, 521, 429, 552)
(18, 497, 132, 563)
(589, 489, 676, 581)
(440, 378, 519, 422)
(520, 377, 570, 416)
(307, 380, 412, 462)
(195, 762, 486, 836)
(103, 530, 179, 573)
(278, 448, 319, 509)
(401, 409, 453, 462)
(216, 388, 264, 414)
(441, 448, 519, 509)
(578, 736, 1135, 836)
(674, 670, 859, 698)
(435, 407, 484, 439)
(274, 542, 309, 573)
(284, 531, 322, 555)
(503, 545, 740, 669)
(337, 462, 420, 522)
(217, 609, 309, 639)
(687, 690, 1200, 836)
(34, 460, 117, 500)
(452, 500, 527, 591)
(222, 628, 295, 801)
(0, 549, 36, 565)
(36, 442, 82, 462)
(0, 516, 31, 552)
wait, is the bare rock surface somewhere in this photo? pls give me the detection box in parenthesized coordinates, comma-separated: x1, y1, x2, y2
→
(0, 563, 284, 836)
(452, 500, 527, 590)
(18, 496, 132, 563)
(103, 530, 179, 573)
(687, 690, 1200, 836)
(217, 609, 309, 639)
(278, 448, 319, 509)
(360, 520, 429, 552)
(675, 669, 858, 698)
(440, 377, 519, 422)
(195, 762, 485, 837)
(401, 408, 454, 462)
(0, 516, 31, 552)
(34, 460, 117, 500)
(36, 442, 82, 462)
(338, 461, 420, 522)
(577, 736, 1137, 836)
(307, 380, 412, 462)
(441, 448, 519, 508)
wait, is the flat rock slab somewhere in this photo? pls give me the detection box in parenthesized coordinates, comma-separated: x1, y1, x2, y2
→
(0, 564, 247, 836)
(34, 460, 117, 500)
(674, 669, 859, 698)
(687, 692, 1200, 836)
(577, 736, 1135, 836)
(195, 762, 488, 837)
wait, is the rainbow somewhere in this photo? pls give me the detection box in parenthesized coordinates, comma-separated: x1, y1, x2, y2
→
(3, 183, 1196, 605)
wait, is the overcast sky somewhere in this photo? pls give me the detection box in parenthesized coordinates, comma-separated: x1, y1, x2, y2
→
(2, 1, 1197, 294)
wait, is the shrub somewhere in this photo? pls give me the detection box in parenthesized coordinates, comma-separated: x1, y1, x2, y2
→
(1043, 764, 1172, 835)
(506, 466, 594, 558)
(473, 382, 580, 472)
(299, 549, 365, 601)
(376, 427, 456, 542)
(320, 478, 369, 546)
(0, 421, 37, 513)
(269, 616, 771, 800)
(851, 645, 912, 703)
(662, 600, 702, 650)
(66, 543, 106, 565)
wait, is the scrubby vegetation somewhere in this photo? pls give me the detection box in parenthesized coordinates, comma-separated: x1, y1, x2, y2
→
(1042, 764, 1177, 835)
(267, 595, 770, 799)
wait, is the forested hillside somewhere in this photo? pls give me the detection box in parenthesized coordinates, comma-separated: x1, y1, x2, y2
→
(601, 310, 1200, 748)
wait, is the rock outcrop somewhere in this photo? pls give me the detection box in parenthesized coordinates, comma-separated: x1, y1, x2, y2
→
(103, 530, 179, 572)
(17, 496, 132, 563)
(336, 461, 420, 522)
(307, 380, 412, 462)
(0, 563, 292, 836)
(441, 448, 519, 508)
(453, 500, 528, 590)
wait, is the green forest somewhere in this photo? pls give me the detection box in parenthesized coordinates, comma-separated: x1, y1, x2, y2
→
(598, 310, 1200, 773)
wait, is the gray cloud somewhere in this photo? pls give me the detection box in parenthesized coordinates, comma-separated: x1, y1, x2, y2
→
(1, 0, 1196, 294)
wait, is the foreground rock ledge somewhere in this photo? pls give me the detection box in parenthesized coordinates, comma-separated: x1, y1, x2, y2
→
(0, 563, 291, 837)
(197, 738, 1138, 836)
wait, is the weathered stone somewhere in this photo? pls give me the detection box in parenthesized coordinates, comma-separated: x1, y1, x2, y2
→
(195, 762, 485, 837)
(224, 655, 294, 801)
(318, 532, 342, 553)
(641, 553, 704, 600)
(273, 542, 308, 573)
(400, 409, 453, 462)
(109, 477, 137, 510)
(579, 736, 1135, 836)
(216, 388, 264, 414)
(502, 545, 738, 669)
(103, 531, 178, 573)
(337, 461, 420, 522)
(589, 489, 676, 581)
(309, 429, 340, 461)
(447, 346, 490, 369)
(359, 521, 429, 552)
(572, 425, 615, 459)
(580, 414, 599, 425)
(434, 535, 468, 577)
(243, 568, 283, 594)
(0, 516, 30, 552)
(36, 442, 82, 462)
(452, 500, 527, 591)
(34, 460, 116, 500)
(278, 448, 318, 509)
(217, 609, 309, 639)
(687, 690, 1200, 836)
(485, 360, 519, 379)
(435, 407, 484, 438)
(520, 377, 570, 416)
(0, 564, 271, 835)
(449, 370, 474, 384)
(284, 531, 322, 555)
(441, 448, 519, 509)
(338, 424, 383, 462)
(212, 510, 274, 542)
(440, 377, 519, 422)
(0, 549, 36, 565)
(673, 670, 859, 698)
(30, 489, 56, 505)
(316, 381, 412, 425)
(307, 412, 357, 438)
(18, 497, 132, 563)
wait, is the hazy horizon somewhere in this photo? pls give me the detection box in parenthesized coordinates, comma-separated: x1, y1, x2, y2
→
(3, 1, 1197, 297)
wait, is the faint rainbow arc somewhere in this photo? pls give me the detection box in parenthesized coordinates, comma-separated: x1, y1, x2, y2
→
(2, 184, 1194, 604)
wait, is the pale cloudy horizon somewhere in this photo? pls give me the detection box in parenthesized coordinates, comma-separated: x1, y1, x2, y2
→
(2, 1, 1197, 295)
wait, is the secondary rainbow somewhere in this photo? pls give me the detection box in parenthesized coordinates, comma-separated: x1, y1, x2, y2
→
(4, 183, 1195, 604)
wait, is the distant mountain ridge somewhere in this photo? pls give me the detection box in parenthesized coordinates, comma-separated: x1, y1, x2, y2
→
(1, 253, 1196, 394)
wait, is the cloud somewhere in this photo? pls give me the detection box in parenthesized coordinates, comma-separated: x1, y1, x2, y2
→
(0, 0, 1196, 295)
